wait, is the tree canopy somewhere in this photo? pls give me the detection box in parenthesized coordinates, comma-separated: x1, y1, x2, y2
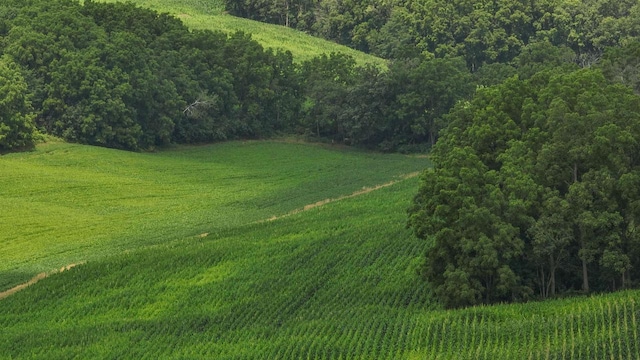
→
(0, 55, 36, 152)
(409, 68, 640, 307)
(0, 0, 480, 153)
(227, 0, 640, 69)
(0, 0, 306, 151)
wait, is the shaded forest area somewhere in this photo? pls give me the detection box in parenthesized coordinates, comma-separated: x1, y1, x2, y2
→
(2, 0, 640, 155)
(0, 0, 466, 152)
(227, 0, 640, 67)
(409, 64, 640, 307)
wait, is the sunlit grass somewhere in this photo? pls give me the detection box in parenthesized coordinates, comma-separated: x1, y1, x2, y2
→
(1, 166, 638, 358)
(0, 139, 428, 290)
(94, 0, 387, 66)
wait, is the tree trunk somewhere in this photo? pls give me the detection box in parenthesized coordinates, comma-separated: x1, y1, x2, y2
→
(582, 255, 589, 292)
(540, 266, 546, 298)
(549, 255, 556, 297)
(574, 162, 590, 293)
(285, 0, 290, 27)
(429, 98, 436, 147)
(627, 270, 631, 286)
(484, 275, 493, 303)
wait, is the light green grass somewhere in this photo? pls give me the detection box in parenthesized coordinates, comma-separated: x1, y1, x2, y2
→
(0, 140, 428, 291)
(94, 0, 387, 66)
(1, 167, 638, 358)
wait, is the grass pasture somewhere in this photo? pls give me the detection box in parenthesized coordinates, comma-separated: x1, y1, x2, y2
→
(1, 154, 639, 358)
(94, 0, 388, 66)
(0, 140, 428, 292)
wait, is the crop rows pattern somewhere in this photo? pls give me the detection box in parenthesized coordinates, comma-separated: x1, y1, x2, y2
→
(0, 141, 426, 291)
(2, 171, 639, 358)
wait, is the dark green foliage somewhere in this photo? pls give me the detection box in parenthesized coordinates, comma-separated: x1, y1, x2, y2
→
(600, 41, 640, 94)
(409, 67, 640, 307)
(15, 0, 630, 156)
(221, 32, 300, 138)
(0, 0, 306, 151)
(226, 0, 640, 70)
(0, 55, 37, 151)
(300, 53, 358, 142)
(299, 54, 474, 152)
(4, 0, 466, 153)
(385, 56, 474, 148)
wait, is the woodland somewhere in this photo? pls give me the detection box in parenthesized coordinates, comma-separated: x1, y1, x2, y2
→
(2, 0, 640, 308)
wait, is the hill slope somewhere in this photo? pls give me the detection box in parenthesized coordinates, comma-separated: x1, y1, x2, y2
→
(1, 162, 638, 358)
(95, 0, 387, 66)
(0, 140, 428, 291)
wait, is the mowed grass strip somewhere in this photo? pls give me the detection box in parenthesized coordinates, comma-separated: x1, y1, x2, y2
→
(94, 0, 387, 66)
(0, 140, 428, 291)
(1, 176, 638, 359)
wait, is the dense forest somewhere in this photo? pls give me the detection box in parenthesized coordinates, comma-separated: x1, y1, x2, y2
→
(3, 0, 640, 154)
(0, 0, 299, 151)
(226, 0, 640, 65)
(408, 62, 640, 307)
(2, 0, 640, 308)
(0, 0, 470, 153)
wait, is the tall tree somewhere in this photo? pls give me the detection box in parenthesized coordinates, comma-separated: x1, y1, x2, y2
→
(410, 67, 640, 306)
(0, 55, 37, 151)
(409, 146, 523, 308)
(386, 56, 474, 148)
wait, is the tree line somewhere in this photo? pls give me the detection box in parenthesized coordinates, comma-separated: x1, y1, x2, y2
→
(3, 0, 640, 156)
(0, 0, 474, 152)
(0, 0, 296, 151)
(226, 0, 640, 68)
(408, 43, 640, 308)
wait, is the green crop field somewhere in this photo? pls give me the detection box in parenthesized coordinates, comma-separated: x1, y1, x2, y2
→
(2, 1, 638, 358)
(0, 142, 638, 358)
(93, 0, 387, 67)
(0, 139, 427, 292)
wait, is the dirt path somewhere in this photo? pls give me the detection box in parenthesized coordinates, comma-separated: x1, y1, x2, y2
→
(0, 262, 84, 300)
(262, 171, 421, 222)
(2, 171, 421, 299)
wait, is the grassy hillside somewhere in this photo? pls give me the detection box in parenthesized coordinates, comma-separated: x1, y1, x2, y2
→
(94, 0, 387, 66)
(1, 162, 639, 358)
(0, 140, 427, 292)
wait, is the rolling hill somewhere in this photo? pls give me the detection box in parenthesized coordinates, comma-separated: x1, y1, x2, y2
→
(0, 140, 428, 292)
(94, 0, 387, 66)
(1, 1, 639, 358)
(1, 141, 639, 359)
